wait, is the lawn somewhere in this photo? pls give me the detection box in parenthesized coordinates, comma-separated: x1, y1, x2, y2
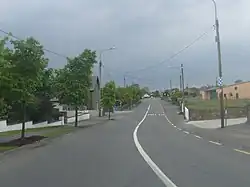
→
(0, 126, 69, 137)
(185, 98, 250, 110)
(0, 126, 75, 153)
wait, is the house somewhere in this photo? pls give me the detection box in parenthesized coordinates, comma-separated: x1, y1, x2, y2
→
(200, 87, 218, 100)
(88, 76, 100, 110)
(217, 81, 250, 99)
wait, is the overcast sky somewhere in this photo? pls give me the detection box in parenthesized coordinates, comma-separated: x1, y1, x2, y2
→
(1, 0, 250, 90)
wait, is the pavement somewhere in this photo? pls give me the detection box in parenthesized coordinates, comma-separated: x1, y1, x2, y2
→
(1, 99, 250, 186)
(188, 117, 247, 129)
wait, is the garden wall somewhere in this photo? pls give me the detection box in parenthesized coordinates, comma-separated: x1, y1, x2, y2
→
(0, 113, 90, 133)
(188, 106, 247, 121)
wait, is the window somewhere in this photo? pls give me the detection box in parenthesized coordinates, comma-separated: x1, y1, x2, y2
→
(236, 93, 239, 99)
(224, 93, 227, 98)
(229, 92, 233, 97)
(235, 87, 238, 90)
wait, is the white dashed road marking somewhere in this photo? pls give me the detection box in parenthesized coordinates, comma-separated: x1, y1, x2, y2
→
(209, 141, 222, 146)
(194, 135, 202, 139)
(160, 102, 250, 157)
(133, 105, 178, 187)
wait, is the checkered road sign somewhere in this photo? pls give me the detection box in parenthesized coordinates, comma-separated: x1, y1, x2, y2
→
(217, 77, 223, 86)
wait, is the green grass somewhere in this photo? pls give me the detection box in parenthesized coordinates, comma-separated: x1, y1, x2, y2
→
(0, 126, 63, 137)
(0, 145, 17, 152)
(185, 98, 250, 110)
(42, 126, 75, 138)
(0, 126, 75, 153)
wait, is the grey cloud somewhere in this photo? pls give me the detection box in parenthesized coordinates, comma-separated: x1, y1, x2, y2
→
(1, 0, 250, 89)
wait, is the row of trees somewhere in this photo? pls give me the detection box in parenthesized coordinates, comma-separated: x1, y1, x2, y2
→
(0, 35, 146, 138)
(0, 36, 97, 138)
(102, 82, 147, 119)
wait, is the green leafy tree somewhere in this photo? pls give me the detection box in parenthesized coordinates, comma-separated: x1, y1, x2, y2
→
(0, 37, 13, 120)
(30, 68, 58, 123)
(55, 49, 97, 127)
(8, 37, 48, 139)
(102, 81, 116, 119)
(115, 84, 143, 110)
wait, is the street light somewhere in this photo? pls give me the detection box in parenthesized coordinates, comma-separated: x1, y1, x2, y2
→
(212, 0, 224, 128)
(98, 46, 116, 117)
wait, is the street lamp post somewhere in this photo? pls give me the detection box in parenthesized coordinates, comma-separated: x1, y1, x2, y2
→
(98, 47, 116, 117)
(212, 0, 224, 128)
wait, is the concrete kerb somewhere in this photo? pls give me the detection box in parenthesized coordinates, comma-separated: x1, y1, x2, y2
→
(0, 117, 110, 159)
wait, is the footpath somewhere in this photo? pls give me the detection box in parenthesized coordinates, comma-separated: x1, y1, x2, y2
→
(161, 100, 250, 152)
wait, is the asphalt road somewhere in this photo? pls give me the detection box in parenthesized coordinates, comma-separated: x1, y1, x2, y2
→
(1, 98, 250, 186)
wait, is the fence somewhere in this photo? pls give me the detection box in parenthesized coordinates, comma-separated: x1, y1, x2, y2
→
(0, 113, 90, 133)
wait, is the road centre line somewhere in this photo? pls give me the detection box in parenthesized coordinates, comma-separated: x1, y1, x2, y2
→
(133, 105, 178, 187)
(183, 131, 190, 134)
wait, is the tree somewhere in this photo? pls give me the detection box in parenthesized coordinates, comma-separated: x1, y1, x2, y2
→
(142, 87, 150, 94)
(0, 37, 12, 120)
(102, 81, 116, 119)
(235, 79, 243, 84)
(55, 49, 97, 127)
(8, 37, 48, 139)
(30, 68, 58, 123)
(152, 90, 160, 97)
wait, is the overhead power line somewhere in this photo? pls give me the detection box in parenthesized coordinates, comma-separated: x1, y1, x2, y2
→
(126, 25, 215, 74)
(0, 28, 68, 59)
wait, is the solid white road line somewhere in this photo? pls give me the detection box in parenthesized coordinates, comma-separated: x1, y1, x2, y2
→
(133, 105, 178, 187)
(208, 141, 222, 146)
(194, 135, 202, 139)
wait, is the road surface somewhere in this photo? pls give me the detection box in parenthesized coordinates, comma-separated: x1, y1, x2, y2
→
(1, 98, 250, 186)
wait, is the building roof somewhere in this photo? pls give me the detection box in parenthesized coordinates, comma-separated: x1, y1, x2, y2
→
(225, 81, 250, 88)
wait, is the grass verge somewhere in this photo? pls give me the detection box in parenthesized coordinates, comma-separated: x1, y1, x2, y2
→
(0, 126, 65, 137)
(0, 126, 75, 153)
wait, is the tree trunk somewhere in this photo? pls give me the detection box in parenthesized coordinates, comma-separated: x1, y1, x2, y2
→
(130, 99, 132, 110)
(108, 108, 111, 120)
(21, 101, 26, 140)
(75, 106, 78, 127)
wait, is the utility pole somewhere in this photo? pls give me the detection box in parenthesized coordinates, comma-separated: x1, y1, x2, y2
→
(181, 64, 185, 98)
(98, 57, 102, 117)
(98, 47, 116, 117)
(170, 79, 172, 90)
(180, 64, 185, 116)
(212, 0, 224, 128)
(124, 75, 126, 87)
(179, 74, 182, 91)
